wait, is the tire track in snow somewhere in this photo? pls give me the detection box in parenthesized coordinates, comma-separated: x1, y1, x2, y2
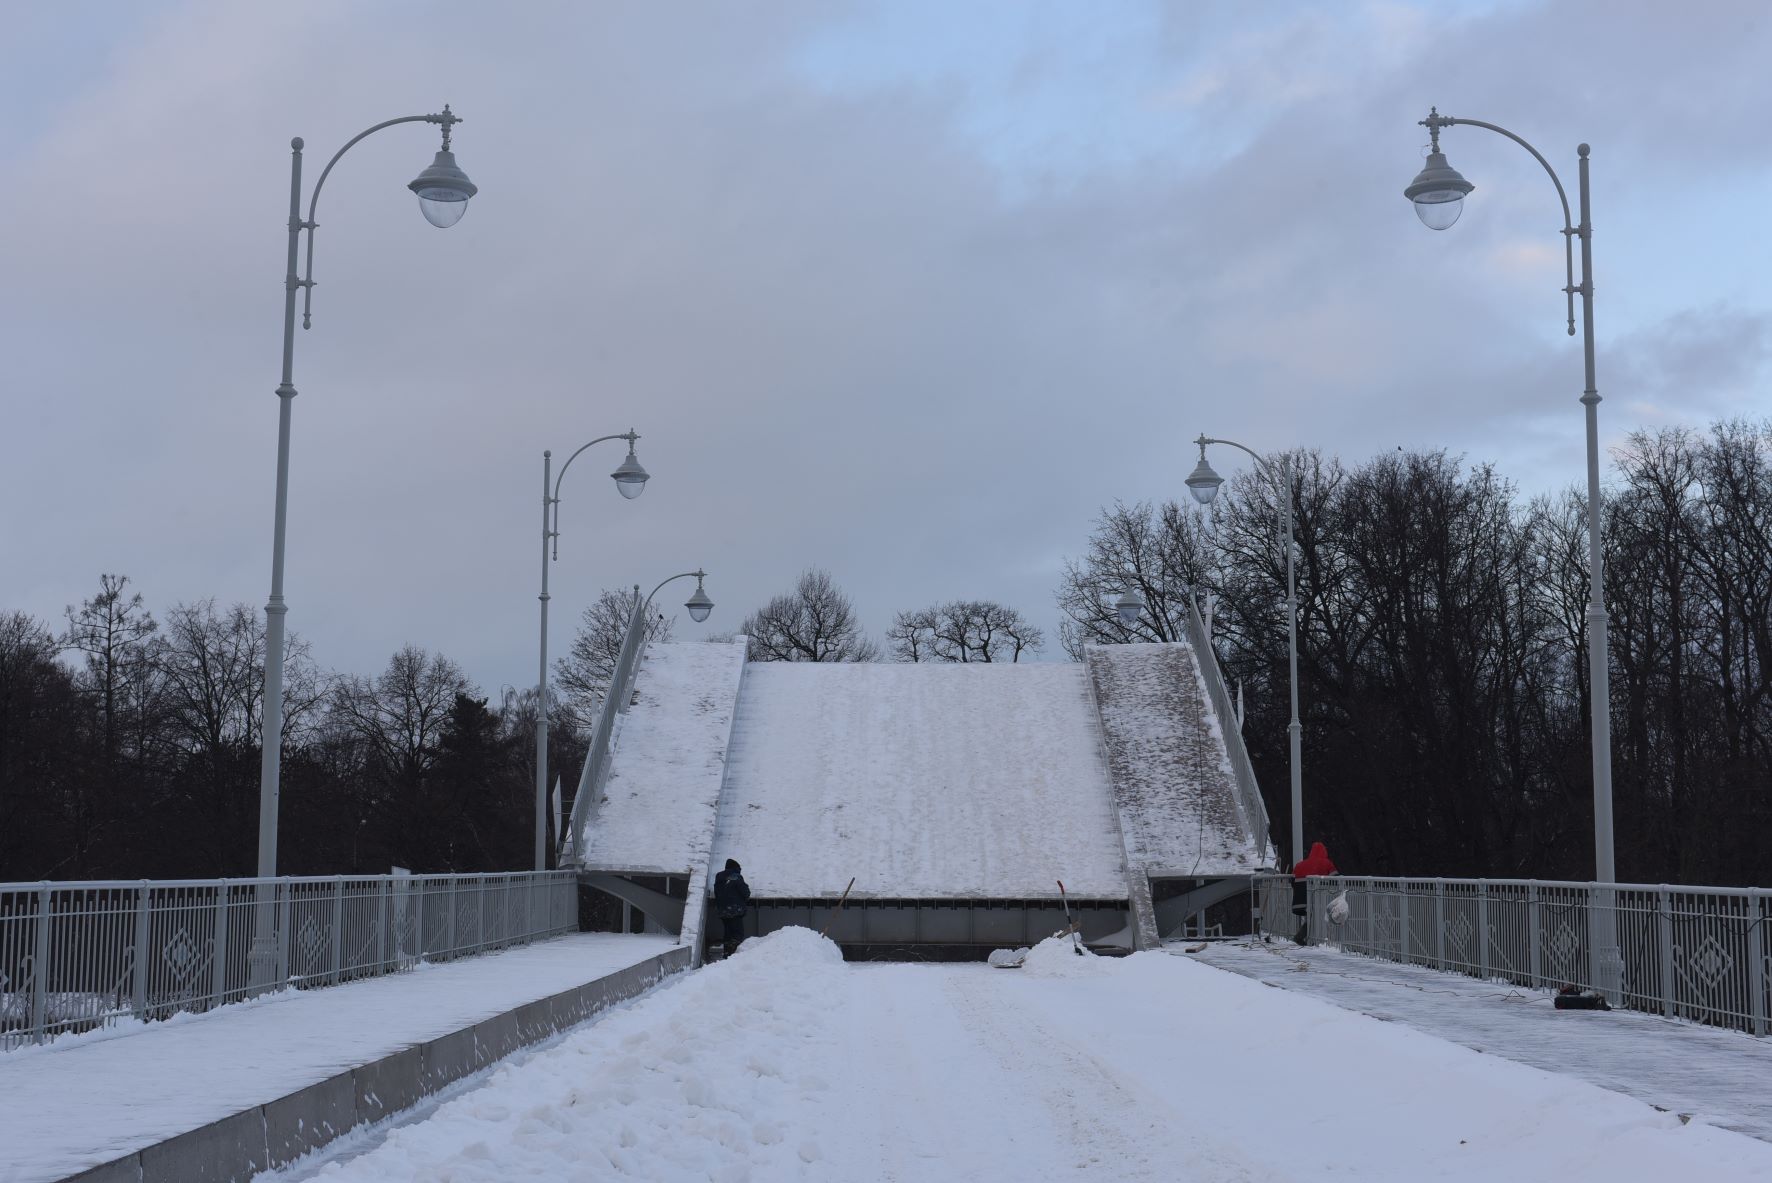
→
(837, 966, 1067, 1181)
(941, 970, 1281, 1182)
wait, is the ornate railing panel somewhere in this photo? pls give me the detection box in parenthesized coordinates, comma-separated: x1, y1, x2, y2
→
(1309, 876, 1771, 1036)
(0, 870, 578, 1048)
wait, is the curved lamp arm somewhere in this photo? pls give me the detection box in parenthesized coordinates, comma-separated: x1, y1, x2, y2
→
(645, 570, 707, 605)
(300, 109, 461, 329)
(1196, 435, 1294, 551)
(1423, 111, 1577, 337)
(1198, 435, 1275, 477)
(549, 431, 639, 558)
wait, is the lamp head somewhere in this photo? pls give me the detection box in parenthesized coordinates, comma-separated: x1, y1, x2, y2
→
(1404, 110, 1473, 231)
(1185, 436, 1224, 505)
(685, 573, 714, 623)
(408, 106, 477, 228)
(1115, 588, 1144, 627)
(611, 435, 649, 499)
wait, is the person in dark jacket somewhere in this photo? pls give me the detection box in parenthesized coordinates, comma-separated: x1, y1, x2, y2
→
(713, 858, 751, 959)
(1290, 842, 1337, 943)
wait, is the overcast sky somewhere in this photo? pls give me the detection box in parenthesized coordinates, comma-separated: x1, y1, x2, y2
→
(3, 0, 1770, 695)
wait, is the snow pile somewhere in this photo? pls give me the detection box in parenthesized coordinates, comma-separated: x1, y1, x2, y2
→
(1020, 934, 1104, 977)
(308, 927, 847, 1182)
(726, 924, 845, 970)
(987, 947, 1030, 968)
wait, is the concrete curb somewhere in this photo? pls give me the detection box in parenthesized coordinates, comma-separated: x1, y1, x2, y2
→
(61, 945, 693, 1183)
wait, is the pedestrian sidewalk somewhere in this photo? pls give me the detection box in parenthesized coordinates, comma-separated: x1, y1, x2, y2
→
(1, 932, 677, 1183)
(1186, 939, 1772, 1142)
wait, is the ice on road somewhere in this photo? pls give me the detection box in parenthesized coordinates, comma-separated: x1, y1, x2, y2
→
(290, 930, 1772, 1182)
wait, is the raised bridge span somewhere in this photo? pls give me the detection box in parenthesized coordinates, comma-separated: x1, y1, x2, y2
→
(565, 635, 1274, 958)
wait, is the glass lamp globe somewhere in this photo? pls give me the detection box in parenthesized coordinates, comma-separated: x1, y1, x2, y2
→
(611, 448, 649, 499)
(1115, 589, 1144, 627)
(1404, 151, 1474, 232)
(408, 150, 478, 229)
(1185, 455, 1224, 506)
(685, 580, 714, 624)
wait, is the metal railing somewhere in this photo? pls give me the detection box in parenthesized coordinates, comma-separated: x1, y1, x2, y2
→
(1253, 873, 1300, 942)
(560, 594, 650, 864)
(1308, 876, 1772, 1036)
(1180, 595, 1274, 863)
(0, 870, 579, 1048)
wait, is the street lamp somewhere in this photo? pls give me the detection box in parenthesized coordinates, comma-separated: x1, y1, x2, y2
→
(1402, 107, 1620, 999)
(258, 107, 477, 884)
(1187, 435, 1304, 870)
(536, 433, 650, 871)
(646, 570, 716, 621)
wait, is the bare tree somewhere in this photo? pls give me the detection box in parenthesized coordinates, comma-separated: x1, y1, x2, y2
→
(554, 587, 675, 730)
(329, 646, 470, 790)
(889, 600, 1044, 662)
(64, 574, 161, 764)
(885, 606, 940, 662)
(1054, 500, 1217, 658)
(159, 599, 323, 755)
(741, 568, 879, 662)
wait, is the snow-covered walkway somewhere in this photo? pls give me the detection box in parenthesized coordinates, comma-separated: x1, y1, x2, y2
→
(0, 933, 675, 1183)
(1189, 937, 1772, 1143)
(271, 930, 1772, 1182)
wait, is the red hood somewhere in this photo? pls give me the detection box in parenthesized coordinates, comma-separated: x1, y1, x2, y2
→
(1292, 842, 1337, 877)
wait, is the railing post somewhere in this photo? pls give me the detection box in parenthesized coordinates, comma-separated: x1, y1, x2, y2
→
(210, 880, 231, 1009)
(1477, 880, 1490, 981)
(477, 877, 487, 952)
(413, 877, 426, 965)
(1527, 883, 1542, 988)
(446, 875, 458, 959)
(330, 878, 345, 984)
(376, 878, 390, 971)
(1748, 890, 1767, 1037)
(1434, 880, 1446, 969)
(1397, 882, 1409, 965)
(276, 881, 292, 986)
(29, 883, 52, 1044)
(131, 881, 152, 1020)
(1658, 887, 1676, 1019)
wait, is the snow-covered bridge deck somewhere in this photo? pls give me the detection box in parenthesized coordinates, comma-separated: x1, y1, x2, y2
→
(255, 930, 1772, 1181)
(1, 934, 680, 1183)
(1191, 938, 1772, 1143)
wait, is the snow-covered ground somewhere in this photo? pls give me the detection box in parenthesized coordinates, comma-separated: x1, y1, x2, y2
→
(1192, 937, 1772, 1142)
(0, 933, 675, 1183)
(712, 662, 1128, 898)
(272, 929, 1772, 1182)
(575, 639, 747, 873)
(1086, 641, 1268, 874)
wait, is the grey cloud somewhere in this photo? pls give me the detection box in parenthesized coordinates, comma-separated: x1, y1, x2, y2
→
(2, 0, 1769, 697)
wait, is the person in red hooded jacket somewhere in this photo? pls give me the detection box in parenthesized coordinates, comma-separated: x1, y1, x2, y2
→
(1290, 842, 1337, 942)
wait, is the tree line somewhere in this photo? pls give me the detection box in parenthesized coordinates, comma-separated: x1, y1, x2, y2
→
(1055, 420, 1772, 888)
(0, 579, 585, 881)
(7, 418, 1765, 886)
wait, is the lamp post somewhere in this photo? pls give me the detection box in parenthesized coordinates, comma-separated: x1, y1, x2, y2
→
(536, 434, 650, 870)
(1403, 108, 1620, 1000)
(1184, 436, 1303, 870)
(258, 108, 477, 885)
